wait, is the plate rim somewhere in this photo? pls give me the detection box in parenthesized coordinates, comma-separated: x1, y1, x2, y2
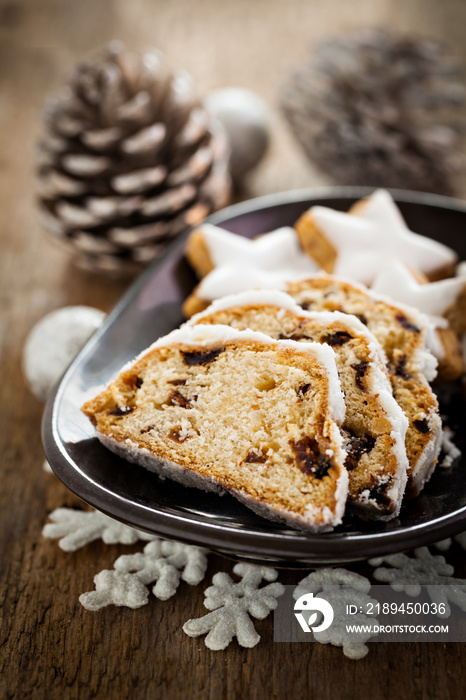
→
(42, 186, 466, 564)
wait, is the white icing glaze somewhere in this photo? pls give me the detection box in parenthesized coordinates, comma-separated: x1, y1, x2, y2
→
(360, 363, 408, 517)
(372, 259, 465, 316)
(193, 223, 321, 301)
(151, 322, 277, 348)
(190, 288, 389, 370)
(192, 288, 305, 315)
(197, 264, 311, 300)
(200, 223, 320, 273)
(309, 189, 456, 286)
(408, 407, 443, 490)
(415, 344, 442, 380)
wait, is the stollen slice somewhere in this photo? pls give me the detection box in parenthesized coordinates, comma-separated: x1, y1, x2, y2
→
(190, 289, 409, 520)
(82, 324, 348, 532)
(286, 274, 443, 496)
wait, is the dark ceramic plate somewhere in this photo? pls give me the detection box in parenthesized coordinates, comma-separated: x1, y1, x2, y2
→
(43, 187, 466, 565)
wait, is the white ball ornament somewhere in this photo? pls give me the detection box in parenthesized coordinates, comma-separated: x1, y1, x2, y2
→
(204, 88, 271, 180)
(23, 306, 106, 401)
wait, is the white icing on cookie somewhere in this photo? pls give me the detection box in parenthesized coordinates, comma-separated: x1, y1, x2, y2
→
(198, 223, 320, 272)
(372, 259, 465, 316)
(197, 264, 313, 300)
(309, 189, 456, 286)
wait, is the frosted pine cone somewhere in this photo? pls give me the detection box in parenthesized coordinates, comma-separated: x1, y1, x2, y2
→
(280, 29, 466, 195)
(36, 42, 231, 275)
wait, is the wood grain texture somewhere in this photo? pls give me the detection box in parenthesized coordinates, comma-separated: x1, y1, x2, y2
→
(1, 1, 465, 698)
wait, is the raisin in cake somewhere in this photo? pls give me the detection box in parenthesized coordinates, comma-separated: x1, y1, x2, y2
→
(285, 275, 442, 496)
(190, 290, 409, 519)
(82, 324, 348, 532)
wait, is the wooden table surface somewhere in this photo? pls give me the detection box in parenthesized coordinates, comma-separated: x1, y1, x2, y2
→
(1, 1, 466, 698)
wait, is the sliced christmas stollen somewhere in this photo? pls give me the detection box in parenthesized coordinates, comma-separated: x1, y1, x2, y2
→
(82, 324, 348, 532)
(190, 290, 409, 520)
(285, 274, 443, 496)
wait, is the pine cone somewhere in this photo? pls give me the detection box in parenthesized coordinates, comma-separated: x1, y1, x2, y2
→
(36, 42, 231, 275)
(280, 29, 466, 195)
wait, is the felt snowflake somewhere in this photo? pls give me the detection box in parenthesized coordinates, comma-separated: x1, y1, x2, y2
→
(433, 538, 452, 552)
(182, 563, 285, 650)
(433, 533, 466, 552)
(455, 531, 466, 550)
(369, 547, 466, 618)
(80, 570, 150, 610)
(43, 507, 156, 551)
(80, 539, 209, 610)
(114, 539, 208, 598)
(293, 568, 378, 660)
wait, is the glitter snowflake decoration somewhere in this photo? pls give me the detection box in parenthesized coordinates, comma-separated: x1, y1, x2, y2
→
(42, 506, 466, 656)
(433, 532, 466, 553)
(433, 538, 453, 552)
(183, 563, 285, 650)
(293, 568, 378, 660)
(80, 570, 150, 610)
(369, 547, 466, 617)
(80, 539, 208, 609)
(43, 507, 209, 609)
(43, 507, 155, 550)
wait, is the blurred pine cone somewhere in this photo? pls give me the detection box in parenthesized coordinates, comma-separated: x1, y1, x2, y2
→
(36, 42, 231, 275)
(280, 29, 466, 195)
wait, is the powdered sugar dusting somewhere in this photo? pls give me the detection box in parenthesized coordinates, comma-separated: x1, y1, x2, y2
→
(440, 428, 461, 468)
